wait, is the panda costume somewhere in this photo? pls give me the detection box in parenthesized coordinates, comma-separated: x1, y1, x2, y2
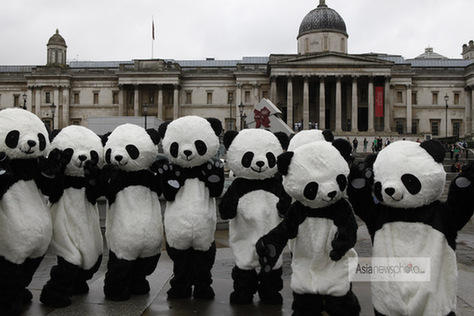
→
(0, 108, 63, 315)
(40, 125, 104, 308)
(157, 116, 224, 300)
(347, 140, 474, 316)
(218, 129, 290, 305)
(101, 124, 163, 301)
(287, 129, 334, 151)
(257, 140, 361, 316)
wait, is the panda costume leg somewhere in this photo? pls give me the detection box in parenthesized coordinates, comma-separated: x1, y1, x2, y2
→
(230, 266, 258, 304)
(292, 292, 324, 316)
(166, 243, 193, 299)
(324, 287, 361, 316)
(40, 256, 79, 307)
(192, 242, 216, 299)
(0, 257, 29, 315)
(74, 255, 102, 295)
(258, 267, 283, 304)
(103, 251, 134, 301)
(130, 254, 160, 295)
(21, 256, 43, 300)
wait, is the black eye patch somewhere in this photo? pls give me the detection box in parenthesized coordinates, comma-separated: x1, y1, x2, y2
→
(401, 174, 422, 195)
(38, 133, 47, 151)
(195, 140, 207, 156)
(62, 148, 74, 164)
(304, 182, 318, 200)
(105, 148, 112, 164)
(6, 130, 19, 148)
(241, 152, 254, 168)
(90, 150, 99, 164)
(336, 174, 347, 191)
(266, 152, 276, 168)
(170, 142, 179, 158)
(126, 145, 140, 160)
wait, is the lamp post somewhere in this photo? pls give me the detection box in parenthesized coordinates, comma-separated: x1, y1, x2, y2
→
(143, 103, 149, 129)
(238, 102, 245, 130)
(444, 94, 449, 138)
(229, 95, 233, 131)
(50, 103, 56, 130)
(22, 93, 27, 110)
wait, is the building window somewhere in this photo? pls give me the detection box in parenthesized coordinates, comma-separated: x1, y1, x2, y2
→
(45, 92, 51, 104)
(207, 92, 213, 105)
(340, 38, 345, 52)
(71, 119, 81, 125)
(244, 91, 251, 103)
(432, 92, 438, 105)
(412, 91, 417, 105)
(113, 92, 119, 104)
(431, 120, 440, 136)
(412, 121, 418, 134)
(14, 95, 20, 107)
(0, 94, 2, 106)
(454, 92, 460, 105)
(149, 92, 155, 104)
(185, 91, 192, 104)
(262, 90, 269, 99)
(93, 92, 99, 105)
(323, 35, 329, 51)
(227, 92, 234, 105)
(453, 121, 461, 136)
(396, 120, 404, 134)
(396, 91, 403, 104)
(73, 92, 80, 105)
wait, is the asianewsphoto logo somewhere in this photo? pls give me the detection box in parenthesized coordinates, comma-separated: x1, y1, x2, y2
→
(349, 257, 431, 282)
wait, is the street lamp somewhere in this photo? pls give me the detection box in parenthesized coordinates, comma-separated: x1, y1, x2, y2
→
(444, 94, 449, 138)
(143, 103, 149, 129)
(238, 102, 245, 130)
(22, 93, 27, 110)
(229, 95, 233, 131)
(50, 103, 56, 130)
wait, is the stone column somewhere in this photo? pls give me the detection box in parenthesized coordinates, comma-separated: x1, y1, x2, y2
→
(406, 84, 412, 134)
(35, 87, 41, 117)
(157, 85, 163, 120)
(134, 85, 139, 116)
(287, 76, 293, 129)
(270, 76, 277, 104)
(384, 77, 391, 132)
(368, 78, 375, 133)
(27, 87, 33, 112)
(351, 76, 358, 132)
(173, 84, 179, 119)
(303, 76, 310, 130)
(62, 87, 70, 127)
(54, 86, 60, 128)
(335, 76, 342, 132)
(467, 87, 473, 138)
(319, 77, 326, 130)
(118, 85, 124, 116)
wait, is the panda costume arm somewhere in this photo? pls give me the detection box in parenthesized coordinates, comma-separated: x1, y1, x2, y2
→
(329, 199, 358, 261)
(446, 161, 474, 231)
(218, 178, 240, 220)
(36, 148, 68, 198)
(0, 152, 12, 199)
(199, 157, 225, 198)
(256, 201, 307, 272)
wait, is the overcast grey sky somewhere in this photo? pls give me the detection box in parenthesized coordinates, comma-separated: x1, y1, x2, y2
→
(1, 0, 472, 65)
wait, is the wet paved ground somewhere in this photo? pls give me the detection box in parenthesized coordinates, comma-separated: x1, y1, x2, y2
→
(18, 153, 474, 315)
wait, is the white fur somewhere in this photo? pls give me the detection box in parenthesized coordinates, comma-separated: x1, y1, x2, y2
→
(48, 126, 104, 269)
(162, 116, 220, 251)
(0, 108, 52, 263)
(289, 218, 357, 296)
(284, 141, 349, 209)
(288, 130, 328, 151)
(373, 141, 446, 209)
(104, 124, 163, 260)
(372, 222, 456, 316)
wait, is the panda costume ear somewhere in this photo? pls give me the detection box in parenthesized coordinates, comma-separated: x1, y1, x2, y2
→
(332, 138, 354, 164)
(158, 121, 171, 139)
(50, 129, 61, 141)
(274, 132, 289, 151)
(277, 151, 294, 176)
(223, 130, 239, 150)
(146, 128, 161, 145)
(420, 140, 445, 163)
(322, 129, 334, 142)
(207, 118, 223, 136)
(101, 132, 111, 147)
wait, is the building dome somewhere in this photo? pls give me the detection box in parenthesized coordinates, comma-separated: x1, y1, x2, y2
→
(298, 0, 348, 39)
(415, 47, 447, 59)
(47, 29, 67, 47)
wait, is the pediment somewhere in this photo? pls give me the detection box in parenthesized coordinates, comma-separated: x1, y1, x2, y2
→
(269, 52, 393, 67)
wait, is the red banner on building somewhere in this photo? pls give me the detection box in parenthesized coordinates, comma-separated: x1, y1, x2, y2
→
(375, 86, 384, 117)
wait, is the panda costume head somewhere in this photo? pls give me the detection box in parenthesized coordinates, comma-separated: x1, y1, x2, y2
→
(278, 139, 351, 209)
(223, 129, 288, 180)
(372, 140, 446, 209)
(287, 129, 334, 151)
(50, 126, 103, 177)
(159, 116, 222, 168)
(104, 123, 160, 171)
(0, 108, 49, 160)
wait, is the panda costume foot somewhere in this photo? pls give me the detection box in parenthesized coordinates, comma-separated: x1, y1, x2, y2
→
(193, 285, 215, 300)
(166, 287, 192, 300)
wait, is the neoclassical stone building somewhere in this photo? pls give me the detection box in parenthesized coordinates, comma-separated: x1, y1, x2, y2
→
(1, 0, 474, 139)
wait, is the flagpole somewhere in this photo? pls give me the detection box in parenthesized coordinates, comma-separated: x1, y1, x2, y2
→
(151, 16, 155, 59)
